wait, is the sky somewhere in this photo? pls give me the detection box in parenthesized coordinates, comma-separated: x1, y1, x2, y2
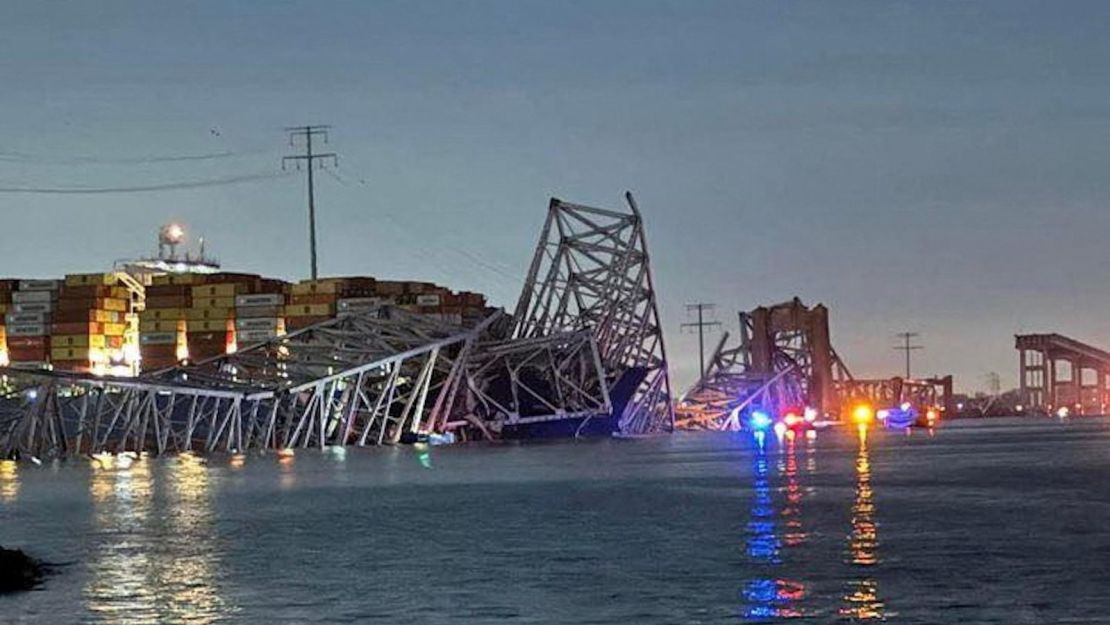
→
(1, 0, 1109, 393)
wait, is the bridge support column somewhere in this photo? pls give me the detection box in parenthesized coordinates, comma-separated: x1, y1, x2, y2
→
(1045, 352, 1056, 409)
(1018, 348, 1028, 407)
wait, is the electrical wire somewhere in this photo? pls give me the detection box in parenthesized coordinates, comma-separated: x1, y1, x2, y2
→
(0, 147, 277, 165)
(0, 171, 292, 194)
(322, 166, 524, 285)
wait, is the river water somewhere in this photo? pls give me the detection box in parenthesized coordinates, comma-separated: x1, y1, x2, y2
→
(2, 417, 1108, 624)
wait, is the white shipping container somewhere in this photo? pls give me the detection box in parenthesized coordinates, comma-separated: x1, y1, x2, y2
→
(338, 297, 388, 310)
(13, 302, 53, 314)
(12, 290, 55, 303)
(236, 329, 279, 343)
(416, 294, 442, 306)
(234, 317, 281, 331)
(235, 293, 284, 308)
(5, 312, 48, 325)
(139, 332, 177, 345)
(7, 323, 47, 336)
(18, 279, 61, 291)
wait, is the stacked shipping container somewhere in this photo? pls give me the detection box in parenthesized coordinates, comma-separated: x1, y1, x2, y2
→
(5, 280, 61, 368)
(0, 271, 488, 373)
(139, 274, 193, 370)
(51, 273, 129, 373)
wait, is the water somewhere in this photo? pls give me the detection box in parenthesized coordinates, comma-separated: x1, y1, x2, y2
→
(3, 417, 1109, 624)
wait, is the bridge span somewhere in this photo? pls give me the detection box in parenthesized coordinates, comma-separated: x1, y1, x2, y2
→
(1016, 333, 1110, 414)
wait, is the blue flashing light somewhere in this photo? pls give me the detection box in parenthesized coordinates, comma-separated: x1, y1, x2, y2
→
(750, 410, 772, 431)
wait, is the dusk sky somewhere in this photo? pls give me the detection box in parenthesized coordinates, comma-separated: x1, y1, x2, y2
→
(2, 1, 1109, 392)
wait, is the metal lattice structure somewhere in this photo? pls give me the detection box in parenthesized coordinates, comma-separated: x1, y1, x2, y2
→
(512, 193, 673, 434)
(1, 308, 497, 458)
(675, 299, 852, 430)
(1, 192, 672, 459)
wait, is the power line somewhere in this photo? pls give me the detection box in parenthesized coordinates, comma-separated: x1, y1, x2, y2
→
(682, 303, 722, 378)
(0, 148, 275, 165)
(322, 166, 524, 286)
(283, 125, 337, 281)
(894, 331, 924, 379)
(0, 171, 290, 194)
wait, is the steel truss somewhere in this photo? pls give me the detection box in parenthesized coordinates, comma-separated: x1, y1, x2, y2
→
(511, 193, 673, 434)
(676, 299, 853, 431)
(1, 192, 675, 458)
(1, 308, 498, 459)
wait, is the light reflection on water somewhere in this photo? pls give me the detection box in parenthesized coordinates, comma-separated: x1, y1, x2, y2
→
(741, 431, 807, 620)
(0, 459, 19, 502)
(84, 453, 229, 624)
(840, 426, 887, 620)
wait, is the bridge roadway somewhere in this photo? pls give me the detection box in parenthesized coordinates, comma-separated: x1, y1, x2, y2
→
(1016, 333, 1110, 414)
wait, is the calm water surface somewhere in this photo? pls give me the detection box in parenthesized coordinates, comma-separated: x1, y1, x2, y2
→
(3, 417, 1109, 624)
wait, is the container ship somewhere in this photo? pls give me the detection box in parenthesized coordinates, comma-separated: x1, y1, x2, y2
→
(0, 224, 488, 376)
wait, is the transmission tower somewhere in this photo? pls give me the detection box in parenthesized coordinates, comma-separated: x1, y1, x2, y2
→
(283, 125, 337, 280)
(894, 331, 924, 379)
(682, 303, 722, 378)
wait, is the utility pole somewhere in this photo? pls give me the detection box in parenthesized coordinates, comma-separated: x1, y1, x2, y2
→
(283, 125, 337, 280)
(682, 303, 722, 378)
(894, 331, 924, 379)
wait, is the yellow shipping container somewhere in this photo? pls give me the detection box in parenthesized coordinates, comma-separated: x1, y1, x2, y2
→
(187, 319, 230, 332)
(64, 272, 119, 287)
(290, 280, 342, 296)
(191, 283, 248, 298)
(139, 308, 186, 322)
(52, 347, 92, 361)
(103, 323, 127, 336)
(102, 298, 128, 312)
(285, 303, 336, 317)
(93, 310, 120, 323)
(192, 296, 236, 310)
(53, 334, 107, 348)
(141, 319, 182, 333)
(186, 307, 233, 320)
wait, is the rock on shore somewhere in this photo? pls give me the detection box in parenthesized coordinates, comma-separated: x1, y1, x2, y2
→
(0, 546, 44, 592)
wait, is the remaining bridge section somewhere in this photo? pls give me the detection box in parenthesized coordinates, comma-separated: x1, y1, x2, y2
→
(1016, 333, 1110, 414)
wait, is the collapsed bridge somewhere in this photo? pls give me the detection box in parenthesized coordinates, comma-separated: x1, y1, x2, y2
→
(675, 298, 954, 430)
(0, 193, 672, 459)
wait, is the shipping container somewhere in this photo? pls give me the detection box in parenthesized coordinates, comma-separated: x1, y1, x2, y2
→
(12, 290, 55, 304)
(51, 322, 103, 335)
(18, 279, 61, 291)
(53, 334, 107, 348)
(192, 297, 237, 310)
(139, 332, 178, 345)
(52, 309, 123, 324)
(186, 307, 233, 320)
(235, 293, 283, 307)
(102, 322, 127, 336)
(5, 312, 49, 325)
(146, 295, 191, 308)
(187, 319, 231, 333)
(191, 283, 250, 298)
(64, 272, 119, 287)
(235, 305, 283, 319)
(12, 302, 51, 314)
(8, 323, 47, 337)
(285, 303, 336, 317)
(237, 329, 279, 344)
(234, 317, 281, 331)
(139, 308, 186, 321)
(142, 319, 183, 333)
(288, 293, 336, 306)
